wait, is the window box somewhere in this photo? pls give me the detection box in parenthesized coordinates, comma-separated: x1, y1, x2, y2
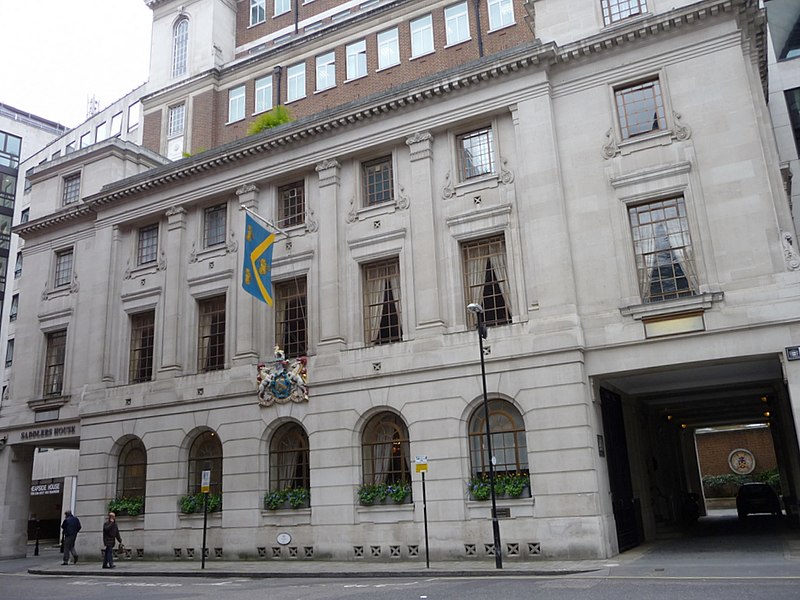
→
(357, 481, 412, 506)
(264, 487, 310, 510)
(179, 492, 222, 514)
(467, 473, 530, 501)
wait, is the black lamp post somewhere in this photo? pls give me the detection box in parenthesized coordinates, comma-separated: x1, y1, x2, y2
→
(467, 302, 503, 569)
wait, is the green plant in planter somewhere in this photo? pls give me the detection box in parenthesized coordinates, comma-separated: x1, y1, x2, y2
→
(247, 105, 293, 136)
(286, 487, 310, 508)
(357, 481, 411, 505)
(179, 492, 222, 514)
(108, 496, 144, 516)
(264, 487, 310, 510)
(498, 473, 530, 498)
(468, 473, 530, 500)
(467, 476, 492, 501)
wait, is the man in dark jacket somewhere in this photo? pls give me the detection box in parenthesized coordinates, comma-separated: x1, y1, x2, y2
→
(102, 512, 123, 569)
(60, 510, 81, 565)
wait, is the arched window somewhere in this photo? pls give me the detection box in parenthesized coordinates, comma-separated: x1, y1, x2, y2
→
(269, 423, 310, 491)
(468, 399, 528, 477)
(362, 412, 411, 485)
(188, 431, 222, 495)
(116, 438, 147, 501)
(172, 18, 189, 78)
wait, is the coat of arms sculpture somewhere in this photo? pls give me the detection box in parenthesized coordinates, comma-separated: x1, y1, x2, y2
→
(256, 347, 309, 407)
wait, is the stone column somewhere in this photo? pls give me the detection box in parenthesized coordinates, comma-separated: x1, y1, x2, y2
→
(315, 160, 345, 349)
(233, 184, 261, 365)
(0, 443, 34, 558)
(158, 206, 187, 376)
(405, 131, 445, 331)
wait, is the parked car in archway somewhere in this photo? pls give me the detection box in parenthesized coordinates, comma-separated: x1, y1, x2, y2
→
(736, 483, 781, 518)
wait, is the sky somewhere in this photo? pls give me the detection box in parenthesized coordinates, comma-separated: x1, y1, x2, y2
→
(0, 0, 153, 128)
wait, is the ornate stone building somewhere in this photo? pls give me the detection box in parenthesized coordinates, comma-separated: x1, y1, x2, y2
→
(2, 0, 800, 563)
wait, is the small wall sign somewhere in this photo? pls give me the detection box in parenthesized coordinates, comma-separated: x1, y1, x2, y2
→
(276, 532, 292, 545)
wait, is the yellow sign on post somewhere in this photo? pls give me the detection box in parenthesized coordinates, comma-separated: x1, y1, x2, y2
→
(200, 470, 211, 493)
(415, 455, 428, 473)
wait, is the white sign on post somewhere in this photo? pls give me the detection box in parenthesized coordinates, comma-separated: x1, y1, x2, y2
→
(200, 470, 211, 493)
(415, 455, 428, 473)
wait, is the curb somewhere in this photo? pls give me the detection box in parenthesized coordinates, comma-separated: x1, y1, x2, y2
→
(28, 567, 600, 579)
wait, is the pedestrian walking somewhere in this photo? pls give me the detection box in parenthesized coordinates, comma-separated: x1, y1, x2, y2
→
(102, 512, 123, 569)
(60, 510, 81, 565)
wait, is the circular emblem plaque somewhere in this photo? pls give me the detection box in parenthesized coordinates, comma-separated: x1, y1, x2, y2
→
(276, 532, 292, 546)
(728, 448, 755, 475)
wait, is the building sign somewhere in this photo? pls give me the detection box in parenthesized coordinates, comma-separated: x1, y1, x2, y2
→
(728, 448, 756, 475)
(31, 481, 61, 496)
(19, 424, 77, 442)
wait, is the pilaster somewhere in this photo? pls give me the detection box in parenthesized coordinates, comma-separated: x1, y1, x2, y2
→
(315, 160, 345, 350)
(158, 206, 187, 376)
(405, 132, 445, 331)
(233, 184, 261, 364)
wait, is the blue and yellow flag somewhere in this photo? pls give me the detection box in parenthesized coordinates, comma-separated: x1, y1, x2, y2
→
(242, 213, 276, 306)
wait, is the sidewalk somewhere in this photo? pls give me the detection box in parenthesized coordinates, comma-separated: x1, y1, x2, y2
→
(24, 545, 606, 578)
(18, 512, 800, 580)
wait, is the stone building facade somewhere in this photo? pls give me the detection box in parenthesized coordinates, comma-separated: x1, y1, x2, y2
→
(2, 0, 800, 563)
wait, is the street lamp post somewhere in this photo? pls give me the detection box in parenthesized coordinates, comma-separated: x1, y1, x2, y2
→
(467, 302, 503, 569)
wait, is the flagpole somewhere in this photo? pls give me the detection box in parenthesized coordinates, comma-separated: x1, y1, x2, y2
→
(240, 205, 291, 239)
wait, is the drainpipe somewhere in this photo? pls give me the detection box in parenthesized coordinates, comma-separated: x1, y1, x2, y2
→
(473, 0, 484, 58)
(294, 0, 299, 34)
(274, 65, 283, 106)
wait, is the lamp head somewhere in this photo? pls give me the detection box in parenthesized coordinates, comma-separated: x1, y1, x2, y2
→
(467, 303, 484, 314)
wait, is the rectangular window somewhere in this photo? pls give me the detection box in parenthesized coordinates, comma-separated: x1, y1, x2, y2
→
(14, 252, 22, 279)
(362, 156, 394, 206)
(458, 127, 495, 179)
(377, 28, 400, 69)
(628, 197, 698, 303)
(43, 330, 67, 397)
(487, 0, 514, 30)
(95, 122, 107, 142)
(127, 102, 141, 131)
(5, 339, 13, 368)
(79, 132, 92, 149)
(410, 14, 434, 57)
(228, 85, 246, 122)
(278, 181, 305, 227)
(254, 75, 273, 113)
(129, 311, 155, 383)
(275, 278, 307, 358)
(0, 131, 21, 168)
(20, 208, 29, 224)
(601, 0, 647, 26)
(287, 63, 306, 102)
(110, 112, 123, 137)
(65, 141, 76, 154)
(9, 293, 18, 321)
(274, 0, 290, 16)
(615, 78, 667, 139)
(346, 40, 367, 80)
(316, 51, 336, 91)
(250, 0, 266, 25)
(445, 2, 470, 45)
(1, 173, 16, 208)
(54, 249, 73, 288)
(198, 295, 226, 372)
(62, 173, 81, 205)
(168, 104, 185, 138)
(204, 203, 227, 248)
(462, 235, 511, 327)
(137, 224, 159, 266)
(363, 258, 402, 345)
(785, 88, 800, 155)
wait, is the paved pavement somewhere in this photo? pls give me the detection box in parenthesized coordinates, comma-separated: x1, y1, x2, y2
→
(11, 510, 800, 580)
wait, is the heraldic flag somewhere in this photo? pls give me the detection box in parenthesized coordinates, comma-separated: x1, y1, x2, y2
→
(242, 213, 276, 306)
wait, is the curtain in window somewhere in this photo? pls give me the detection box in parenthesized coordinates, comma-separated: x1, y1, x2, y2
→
(276, 433, 302, 487)
(365, 266, 385, 343)
(386, 267, 402, 337)
(488, 246, 510, 314)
